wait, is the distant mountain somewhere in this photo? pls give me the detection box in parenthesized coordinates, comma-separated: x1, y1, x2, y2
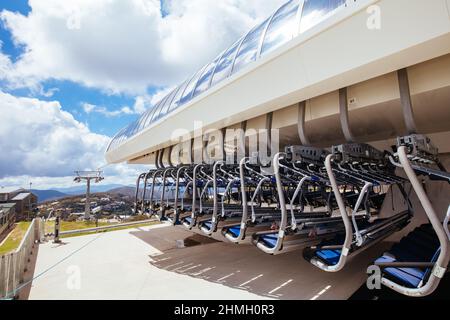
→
(32, 190, 69, 203)
(53, 184, 130, 195)
(107, 186, 136, 197)
(107, 186, 176, 200)
(31, 184, 134, 203)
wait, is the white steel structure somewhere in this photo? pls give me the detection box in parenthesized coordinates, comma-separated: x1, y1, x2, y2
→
(103, 0, 450, 298)
(105, 0, 450, 165)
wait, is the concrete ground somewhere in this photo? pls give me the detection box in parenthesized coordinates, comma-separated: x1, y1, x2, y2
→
(27, 224, 269, 300)
(26, 222, 403, 300)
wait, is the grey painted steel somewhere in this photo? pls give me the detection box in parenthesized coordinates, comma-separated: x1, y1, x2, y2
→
(272, 153, 288, 253)
(297, 101, 311, 146)
(257, 153, 311, 255)
(141, 171, 153, 214)
(445, 206, 450, 241)
(149, 170, 163, 214)
(168, 146, 174, 167)
(289, 174, 311, 230)
(224, 157, 249, 243)
(380, 146, 450, 297)
(339, 87, 355, 143)
(160, 168, 173, 216)
(202, 160, 224, 235)
(266, 112, 273, 156)
(250, 177, 271, 222)
(155, 150, 160, 169)
(185, 164, 203, 230)
(351, 182, 372, 246)
(398, 69, 418, 134)
(134, 173, 146, 214)
(171, 166, 188, 225)
(309, 154, 353, 272)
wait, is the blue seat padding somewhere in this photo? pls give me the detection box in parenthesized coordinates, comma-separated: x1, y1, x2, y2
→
(260, 233, 278, 249)
(184, 217, 192, 224)
(203, 220, 212, 230)
(375, 224, 442, 289)
(316, 249, 341, 266)
(376, 256, 425, 288)
(227, 226, 241, 237)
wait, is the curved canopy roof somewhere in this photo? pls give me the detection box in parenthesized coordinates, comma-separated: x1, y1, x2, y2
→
(108, 0, 347, 152)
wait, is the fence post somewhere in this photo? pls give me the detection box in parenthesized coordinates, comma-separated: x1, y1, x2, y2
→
(0, 218, 41, 299)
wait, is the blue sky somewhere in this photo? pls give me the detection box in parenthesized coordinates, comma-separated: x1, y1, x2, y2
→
(0, 0, 284, 188)
(0, 1, 145, 137)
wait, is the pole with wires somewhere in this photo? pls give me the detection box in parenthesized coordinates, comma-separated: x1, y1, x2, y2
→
(74, 171, 104, 220)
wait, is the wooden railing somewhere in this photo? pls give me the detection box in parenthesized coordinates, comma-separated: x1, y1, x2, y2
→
(0, 218, 44, 299)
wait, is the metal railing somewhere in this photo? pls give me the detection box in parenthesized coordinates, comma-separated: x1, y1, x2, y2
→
(0, 218, 44, 299)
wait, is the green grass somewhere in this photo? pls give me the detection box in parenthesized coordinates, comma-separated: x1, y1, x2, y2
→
(59, 221, 160, 239)
(0, 222, 32, 256)
(45, 220, 112, 234)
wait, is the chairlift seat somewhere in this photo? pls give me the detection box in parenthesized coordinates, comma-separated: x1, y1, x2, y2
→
(316, 249, 342, 266)
(201, 220, 213, 231)
(259, 233, 279, 249)
(375, 224, 442, 289)
(225, 225, 242, 237)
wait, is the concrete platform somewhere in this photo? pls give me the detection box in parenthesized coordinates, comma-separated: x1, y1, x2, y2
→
(26, 222, 413, 300)
(27, 224, 268, 300)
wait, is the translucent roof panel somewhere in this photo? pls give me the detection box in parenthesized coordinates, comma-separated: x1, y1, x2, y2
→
(261, 0, 300, 56)
(109, 0, 357, 153)
(169, 80, 190, 112)
(143, 103, 161, 128)
(149, 97, 168, 123)
(157, 87, 180, 120)
(178, 67, 207, 106)
(232, 18, 270, 75)
(210, 39, 242, 87)
(135, 108, 152, 133)
(193, 55, 222, 98)
(299, 0, 346, 34)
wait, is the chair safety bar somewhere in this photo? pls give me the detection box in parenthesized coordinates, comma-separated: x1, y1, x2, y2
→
(379, 143, 449, 297)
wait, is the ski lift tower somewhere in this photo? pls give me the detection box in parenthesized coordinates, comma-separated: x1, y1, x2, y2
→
(74, 170, 104, 220)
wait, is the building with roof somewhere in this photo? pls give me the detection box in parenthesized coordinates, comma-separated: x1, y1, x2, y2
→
(0, 203, 16, 237)
(0, 187, 38, 220)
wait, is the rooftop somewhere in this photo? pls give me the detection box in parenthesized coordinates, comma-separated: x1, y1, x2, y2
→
(0, 203, 16, 210)
(11, 193, 32, 201)
(0, 187, 25, 194)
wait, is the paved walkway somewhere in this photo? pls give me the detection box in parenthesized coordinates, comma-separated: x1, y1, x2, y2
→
(27, 222, 402, 300)
(27, 224, 269, 300)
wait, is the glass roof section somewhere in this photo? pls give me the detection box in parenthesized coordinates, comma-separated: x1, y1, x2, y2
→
(108, 0, 347, 152)
(232, 18, 270, 75)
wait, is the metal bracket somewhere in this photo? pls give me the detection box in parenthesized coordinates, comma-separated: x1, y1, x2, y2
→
(398, 68, 418, 134)
(298, 101, 311, 146)
(432, 265, 447, 279)
(339, 87, 355, 143)
(342, 247, 350, 257)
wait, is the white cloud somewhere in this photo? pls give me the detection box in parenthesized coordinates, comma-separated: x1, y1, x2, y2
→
(81, 94, 154, 117)
(81, 103, 135, 117)
(0, 0, 286, 95)
(0, 91, 148, 188)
